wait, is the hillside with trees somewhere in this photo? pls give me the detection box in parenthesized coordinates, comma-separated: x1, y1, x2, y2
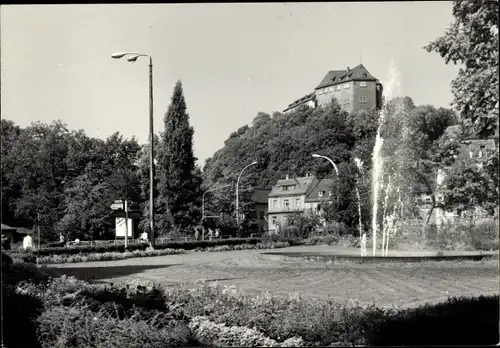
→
(202, 98, 459, 234)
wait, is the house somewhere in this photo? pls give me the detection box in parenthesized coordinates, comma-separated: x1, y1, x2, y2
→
(412, 125, 498, 225)
(283, 64, 383, 114)
(248, 187, 272, 233)
(267, 174, 335, 233)
(1, 223, 29, 244)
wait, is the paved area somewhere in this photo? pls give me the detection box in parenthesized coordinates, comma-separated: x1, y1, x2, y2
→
(49, 245, 499, 309)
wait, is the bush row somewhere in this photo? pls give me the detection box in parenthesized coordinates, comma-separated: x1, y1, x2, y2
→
(10, 237, 262, 257)
(5, 261, 499, 347)
(9, 241, 291, 265)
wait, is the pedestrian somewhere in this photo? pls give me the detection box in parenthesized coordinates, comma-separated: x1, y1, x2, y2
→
(207, 228, 213, 241)
(59, 233, 65, 246)
(215, 228, 220, 239)
(194, 227, 199, 241)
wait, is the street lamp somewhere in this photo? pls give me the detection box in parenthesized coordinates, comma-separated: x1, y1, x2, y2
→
(312, 154, 339, 176)
(236, 161, 258, 236)
(201, 183, 232, 240)
(111, 51, 155, 249)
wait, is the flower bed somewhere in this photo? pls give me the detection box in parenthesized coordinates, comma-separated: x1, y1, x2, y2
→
(4, 258, 497, 348)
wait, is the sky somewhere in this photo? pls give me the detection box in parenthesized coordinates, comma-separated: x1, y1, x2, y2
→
(1, 2, 459, 167)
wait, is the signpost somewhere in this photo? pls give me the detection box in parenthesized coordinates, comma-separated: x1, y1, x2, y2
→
(110, 200, 132, 248)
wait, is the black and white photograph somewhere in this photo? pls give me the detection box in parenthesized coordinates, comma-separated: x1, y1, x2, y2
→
(1, 1, 499, 347)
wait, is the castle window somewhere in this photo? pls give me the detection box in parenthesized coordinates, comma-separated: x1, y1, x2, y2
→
(328, 190, 333, 196)
(344, 98, 350, 105)
(359, 81, 367, 87)
(359, 96, 368, 103)
(284, 199, 290, 208)
(318, 191, 324, 197)
(272, 216, 277, 225)
(273, 199, 279, 208)
(335, 85, 341, 91)
(295, 198, 301, 208)
(344, 83, 350, 89)
(479, 145, 485, 158)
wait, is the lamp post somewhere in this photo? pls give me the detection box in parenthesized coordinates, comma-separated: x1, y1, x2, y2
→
(111, 52, 155, 248)
(201, 183, 232, 240)
(311, 154, 339, 176)
(236, 161, 258, 236)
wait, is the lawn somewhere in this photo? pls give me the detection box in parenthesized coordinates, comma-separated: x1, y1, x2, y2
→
(48, 245, 499, 309)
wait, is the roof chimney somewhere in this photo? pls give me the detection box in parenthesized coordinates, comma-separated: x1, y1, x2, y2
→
(347, 66, 350, 72)
(285, 174, 289, 180)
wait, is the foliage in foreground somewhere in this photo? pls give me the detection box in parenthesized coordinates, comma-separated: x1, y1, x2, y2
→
(3, 258, 499, 348)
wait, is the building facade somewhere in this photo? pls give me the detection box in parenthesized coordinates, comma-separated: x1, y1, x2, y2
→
(283, 64, 383, 114)
(267, 174, 335, 233)
(248, 187, 272, 233)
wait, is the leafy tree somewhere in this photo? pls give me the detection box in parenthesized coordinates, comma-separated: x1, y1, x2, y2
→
(424, 0, 499, 137)
(156, 80, 202, 234)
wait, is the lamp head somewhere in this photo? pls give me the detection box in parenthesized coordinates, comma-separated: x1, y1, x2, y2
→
(127, 55, 140, 62)
(312, 154, 321, 158)
(251, 161, 258, 165)
(111, 52, 128, 59)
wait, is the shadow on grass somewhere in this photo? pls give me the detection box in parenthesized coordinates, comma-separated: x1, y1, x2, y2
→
(49, 264, 182, 282)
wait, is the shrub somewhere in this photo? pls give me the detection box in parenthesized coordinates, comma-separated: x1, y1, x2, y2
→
(36, 248, 186, 264)
(36, 304, 193, 348)
(368, 295, 500, 346)
(189, 315, 305, 347)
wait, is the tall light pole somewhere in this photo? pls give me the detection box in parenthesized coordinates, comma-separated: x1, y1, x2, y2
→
(111, 52, 155, 248)
(236, 161, 258, 236)
(201, 183, 232, 240)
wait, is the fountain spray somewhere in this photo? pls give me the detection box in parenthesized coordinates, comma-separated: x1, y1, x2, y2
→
(371, 61, 401, 257)
(354, 157, 364, 256)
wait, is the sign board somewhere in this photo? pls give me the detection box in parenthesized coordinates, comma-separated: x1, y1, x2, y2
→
(110, 200, 125, 211)
(115, 217, 133, 237)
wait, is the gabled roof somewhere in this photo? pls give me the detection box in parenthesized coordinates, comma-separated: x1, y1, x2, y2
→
(1, 223, 16, 231)
(305, 179, 336, 202)
(269, 176, 318, 198)
(283, 93, 316, 112)
(251, 188, 271, 204)
(315, 64, 378, 90)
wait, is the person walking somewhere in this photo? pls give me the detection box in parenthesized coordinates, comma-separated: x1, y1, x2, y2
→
(194, 226, 199, 241)
(215, 228, 220, 239)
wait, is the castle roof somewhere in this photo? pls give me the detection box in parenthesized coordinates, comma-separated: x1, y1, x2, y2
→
(315, 64, 378, 89)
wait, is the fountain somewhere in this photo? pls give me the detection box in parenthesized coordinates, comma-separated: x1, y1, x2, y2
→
(353, 157, 365, 256)
(371, 61, 402, 257)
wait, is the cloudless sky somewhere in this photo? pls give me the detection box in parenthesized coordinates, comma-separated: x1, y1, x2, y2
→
(1, 2, 459, 167)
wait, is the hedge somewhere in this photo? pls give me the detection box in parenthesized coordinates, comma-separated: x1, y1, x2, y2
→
(10, 237, 262, 257)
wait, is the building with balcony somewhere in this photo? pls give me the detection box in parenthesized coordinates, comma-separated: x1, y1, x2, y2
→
(267, 174, 335, 233)
(283, 64, 383, 114)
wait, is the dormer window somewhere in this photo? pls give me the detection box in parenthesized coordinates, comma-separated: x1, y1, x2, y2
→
(318, 191, 324, 197)
(328, 190, 333, 196)
(344, 83, 350, 89)
(359, 81, 367, 87)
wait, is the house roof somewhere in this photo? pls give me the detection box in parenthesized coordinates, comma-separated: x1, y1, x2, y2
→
(305, 179, 336, 202)
(1, 223, 16, 231)
(268, 176, 318, 198)
(444, 124, 499, 141)
(251, 188, 271, 204)
(315, 64, 378, 90)
(283, 93, 316, 112)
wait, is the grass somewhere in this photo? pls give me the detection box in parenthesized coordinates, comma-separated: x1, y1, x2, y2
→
(48, 246, 498, 309)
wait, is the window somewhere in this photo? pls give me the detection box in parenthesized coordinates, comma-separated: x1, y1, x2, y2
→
(295, 198, 300, 208)
(335, 85, 341, 91)
(272, 216, 277, 225)
(359, 96, 368, 104)
(317, 204, 322, 211)
(284, 199, 290, 208)
(318, 190, 324, 197)
(344, 98, 350, 105)
(344, 83, 350, 89)
(259, 211, 265, 219)
(359, 81, 367, 87)
(273, 199, 278, 208)
(328, 190, 333, 196)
